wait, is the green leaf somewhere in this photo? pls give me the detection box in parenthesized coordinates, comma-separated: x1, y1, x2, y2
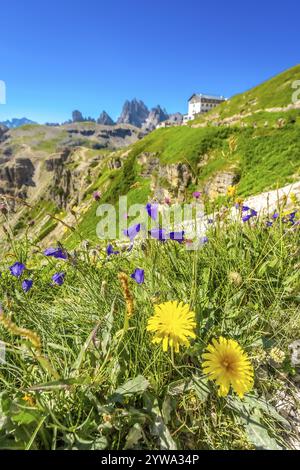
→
(150, 399, 177, 450)
(71, 322, 101, 372)
(28, 377, 89, 391)
(245, 410, 282, 450)
(101, 298, 116, 356)
(12, 409, 41, 426)
(244, 395, 290, 428)
(124, 423, 143, 449)
(110, 375, 149, 403)
(71, 434, 108, 450)
(191, 374, 210, 403)
(227, 395, 284, 450)
(167, 379, 192, 396)
(92, 436, 108, 450)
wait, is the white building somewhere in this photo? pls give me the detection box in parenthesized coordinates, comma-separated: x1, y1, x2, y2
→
(183, 93, 226, 123)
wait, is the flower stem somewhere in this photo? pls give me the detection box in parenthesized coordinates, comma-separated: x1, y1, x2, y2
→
(170, 347, 175, 367)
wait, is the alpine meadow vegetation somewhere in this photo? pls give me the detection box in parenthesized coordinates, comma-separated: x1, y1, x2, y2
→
(0, 190, 299, 450)
(1, 64, 300, 451)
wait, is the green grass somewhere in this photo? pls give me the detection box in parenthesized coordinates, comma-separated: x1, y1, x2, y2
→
(237, 125, 300, 195)
(122, 119, 300, 197)
(54, 117, 300, 245)
(0, 199, 300, 450)
(191, 64, 300, 124)
(1, 64, 300, 450)
(18, 124, 41, 131)
(33, 133, 68, 153)
(5, 114, 299, 247)
(129, 126, 232, 168)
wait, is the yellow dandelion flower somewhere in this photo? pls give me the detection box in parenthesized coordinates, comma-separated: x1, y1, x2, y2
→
(146, 301, 196, 353)
(227, 185, 236, 198)
(202, 337, 254, 398)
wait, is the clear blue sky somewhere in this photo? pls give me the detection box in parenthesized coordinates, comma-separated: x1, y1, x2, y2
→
(0, 0, 299, 123)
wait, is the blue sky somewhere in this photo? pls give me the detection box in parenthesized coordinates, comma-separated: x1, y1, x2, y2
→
(0, 0, 299, 123)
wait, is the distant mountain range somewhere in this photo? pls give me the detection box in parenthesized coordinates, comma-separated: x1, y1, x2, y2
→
(71, 99, 182, 130)
(0, 99, 183, 130)
(0, 117, 37, 128)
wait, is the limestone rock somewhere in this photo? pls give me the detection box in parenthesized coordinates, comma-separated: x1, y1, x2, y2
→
(204, 171, 238, 199)
(97, 111, 115, 126)
(0, 157, 35, 198)
(142, 106, 169, 131)
(117, 99, 149, 128)
(72, 110, 84, 123)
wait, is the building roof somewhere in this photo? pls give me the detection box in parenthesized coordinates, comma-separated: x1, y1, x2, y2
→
(188, 93, 225, 102)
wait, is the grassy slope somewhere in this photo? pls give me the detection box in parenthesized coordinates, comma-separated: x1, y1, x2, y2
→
(3, 65, 300, 247)
(1, 66, 300, 450)
(191, 64, 300, 124)
(64, 115, 300, 245)
(70, 66, 300, 245)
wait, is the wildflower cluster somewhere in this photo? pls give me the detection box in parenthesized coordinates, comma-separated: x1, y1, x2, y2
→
(7, 247, 68, 293)
(266, 209, 298, 227)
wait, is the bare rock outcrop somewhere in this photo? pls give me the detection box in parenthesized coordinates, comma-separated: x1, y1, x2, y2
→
(117, 99, 149, 128)
(0, 125, 8, 143)
(97, 111, 115, 126)
(142, 106, 169, 131)
(0, 156, 35, 199)
(137, 153, 194, 201)
(204, 171, 237, 198)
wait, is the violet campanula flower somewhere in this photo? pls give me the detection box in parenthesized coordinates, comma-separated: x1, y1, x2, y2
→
(145, 202, 159, 221)
(130, 268, 144, 284)
(106, 244, 119, 256)
(22, 279, 33, 293)
(52, 272, 65, 286)
(168, 231, 185, 243)
(123, 223, 141, 241)
(9, 262, 25, 278)
(44, 247, 67, 260)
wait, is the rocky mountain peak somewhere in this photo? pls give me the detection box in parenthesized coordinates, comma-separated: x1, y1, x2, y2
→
(142, 105, 169, 131)
(168, 112, 183, 124)
(97, 110, 115, 126)
(0, 117, 37, 129)
(72, 110, 84, 123)
(117, 98, 149, 127)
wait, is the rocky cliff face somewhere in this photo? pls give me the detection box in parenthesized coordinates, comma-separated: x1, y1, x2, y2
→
(45, 148, 75, 208)
(0, 122, 143, 211)
(138, 152, 194, 202)
(72, 110, 84, 123)
(0, 125, 8, 143)
(204, 171, 237, 198)
(0, 156, 35, 200)
(142, 106, 169, 131)
(97, 111, 115, 126)
(168, 112, 183, 124)
(117, 99, 149, 127)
